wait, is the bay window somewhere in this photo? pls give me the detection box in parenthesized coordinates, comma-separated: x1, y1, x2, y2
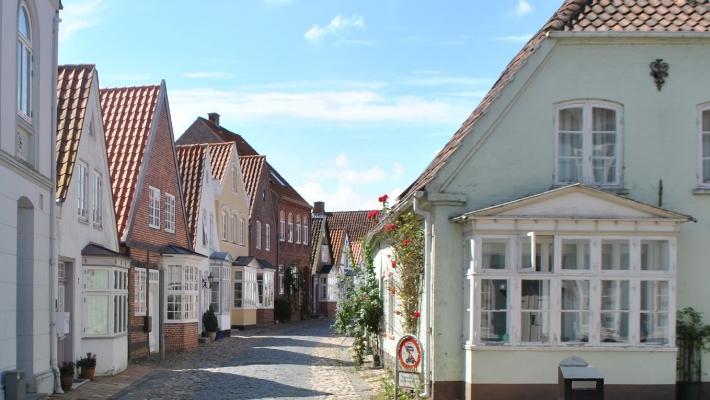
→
(602, 240, 630, 270)
(480, 279, 508, 342)
(561, 280, 590, 342)
(166, 264, 199, 322)
(640, 280, 669, 344)
(556, 101, 621, 186)
(561, 239, 590, 270)
(641, 240, 669, 271)
(233, 270, 243, 308)
(233, 268, 257, 309)
(83, 267, 128, 337)
(210, 265, 230, 314)
(601, 280, 629, 343)
(257, 272, 274, 308)
(521, 279, 550, 343)
(481, 238, 508, 270)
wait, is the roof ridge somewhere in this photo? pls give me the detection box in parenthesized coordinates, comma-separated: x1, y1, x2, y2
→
(100, 84, 161, 92)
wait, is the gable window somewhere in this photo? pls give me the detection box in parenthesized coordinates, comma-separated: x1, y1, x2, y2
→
(148, 187, 161, 229)
(164, 193, 175, 233)
(302, 218, 308, 245)
(296, 215, 301, 244)
(256, 220, 262, 249)
(265, 224, 271, 251)
(279, 211, 285, 242)
(288, 213, 293, 243)
(91, 172, 103, 227)
(231, 215, 237, 243)
(231, 166, 238, 192)
(700, 107, 710, 185)
(77, 162, 89, 220)
(17, 3, 32, 119)
(202, 209, 208, 246)
(221, 211, 228, 241)
(239, 217, 245, 245)
(556, 101, 621, 186)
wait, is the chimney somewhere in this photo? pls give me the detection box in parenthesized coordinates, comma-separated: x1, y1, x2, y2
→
(208, 112, 220, 126)
(313, 201, 325, 214)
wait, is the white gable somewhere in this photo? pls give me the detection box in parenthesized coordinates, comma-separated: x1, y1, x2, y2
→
(498, 191, 655, 219)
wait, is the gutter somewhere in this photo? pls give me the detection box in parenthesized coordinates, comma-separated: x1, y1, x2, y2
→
(548, 31, 710, 39)
(412, 191, 432, 398)
(50, 7, 62, 394)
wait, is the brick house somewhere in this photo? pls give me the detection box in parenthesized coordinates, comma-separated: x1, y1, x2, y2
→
(101, 82, 204, 358)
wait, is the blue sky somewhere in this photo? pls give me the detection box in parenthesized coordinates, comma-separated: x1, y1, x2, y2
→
(59, 0, 562, 211)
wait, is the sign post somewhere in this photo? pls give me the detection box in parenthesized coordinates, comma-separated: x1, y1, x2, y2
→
(395, 335, 422, 398)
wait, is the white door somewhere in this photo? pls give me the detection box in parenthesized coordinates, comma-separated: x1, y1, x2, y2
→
(148, 281, 159, 352)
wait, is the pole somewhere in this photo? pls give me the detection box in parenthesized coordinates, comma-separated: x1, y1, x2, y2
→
(159, 268, 165, 361)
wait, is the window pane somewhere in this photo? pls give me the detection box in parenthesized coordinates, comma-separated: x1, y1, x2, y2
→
(641, 240, 670, 271)
(592, 108, 616, 131)
(18, 6, 30, 39)
(481, 239, 507, 270)
(480, 279, 508, 342)
(85, 295, 108, 335)
(702, 110, 710, 132)
(559, 108, 582, 131)
(561, 240, 590, 270)
(561, 280, 589, 342)
(602, 240, 630, 270)
(703, 132, 710, 183)
(601, 280, 629, 343)
(640, 281, 669, 344)
(85, 269, 109, 289)
(521, 280, 550, 342)
(559, 132, 583, 157)
(520, 235, 553, 272)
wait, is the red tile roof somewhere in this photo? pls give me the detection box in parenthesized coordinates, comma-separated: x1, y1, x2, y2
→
(56, 64, 95, 201)
(239, 155, 267, 217)
(175, 144, 207, 247)
(400, 0, 710, 201)
(207, 142, 236, 182)
(310, 217, 325, 266)
(329, 228, 346, 267)
(100, 85, 161, 239)
(327, 211, 377, 243)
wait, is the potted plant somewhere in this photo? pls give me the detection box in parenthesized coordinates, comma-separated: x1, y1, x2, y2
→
(77, 352, 97, 380)
(59, 361, 75, 392)
(203, 305, 219, 341)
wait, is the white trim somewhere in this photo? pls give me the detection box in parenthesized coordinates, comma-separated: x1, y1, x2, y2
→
(148, 186, 161, 229)
(164, 192, 175, 233)
(697, 103, 710, 187)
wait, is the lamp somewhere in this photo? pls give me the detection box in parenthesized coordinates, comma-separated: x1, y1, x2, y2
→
(203, 272, 215, 289)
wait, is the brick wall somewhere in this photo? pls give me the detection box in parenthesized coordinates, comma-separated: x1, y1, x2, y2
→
(165, 322, 199, 352)
(256, 308, 274, 325)
(250, 170, 277, 267)
(275, 199, 311, 317)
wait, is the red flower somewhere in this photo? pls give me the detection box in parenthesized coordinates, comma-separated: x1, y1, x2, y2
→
(384, 223, 397, 232)
(402, 239, 411, 247)
(378, 194, 389, 203)
(367, 210, 380, 220)
(391, 259, 397, 268)
(413, 310, 421, 319)
(395, 310, 401, 315)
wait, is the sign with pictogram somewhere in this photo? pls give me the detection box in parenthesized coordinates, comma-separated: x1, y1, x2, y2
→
(396, 335, 422, 371)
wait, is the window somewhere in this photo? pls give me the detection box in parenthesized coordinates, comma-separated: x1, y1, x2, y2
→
(279, 266, 285, 296)
(77, 163, 89, 220)
(239, 217, 245, 245)
(202, 209, 208, 246)
(556, 102, 621, 186)
(135, 269, 147, 316)
(17, 3, 32, 118)
(221, 211, 228, 241)
(602, 240, 630, 270)
(288, 213, 293, 243)
(302, 218, 308, 245)
(232, 166, 238, 192)
(481, 238, 508, 270)
(640, 280, 669, 344)
(210, 266, 230, 314)
(320, 276, 327, 300)
(231, 215, 237, 243)
(233, 270, 243, 308)
(520, 234, 553, 272)
(561, 280, 590, 342)
(257, 274, 264, 305)
(700, 107, 710, 184)
(601, 280, 629, 343)
(256, 220, 262, 249)
(148, 187, 160, 229)
(296, 215, 301, 244)
(265, 224, 271, 251)
(166, 265, 199, 321)
(641, 240, 669, 271)
(521, 280, 550, 343)
(83, 267, 128, 337)
(164, 193, 175, 233)
(480, 279, 508, 342)
(279, 211, 285, 241)
(91, 172, 103, 227)
(561, 239, 590, 270)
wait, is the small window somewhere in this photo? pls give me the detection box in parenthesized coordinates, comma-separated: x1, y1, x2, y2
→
(91, 172, 103, 227)
(700, 108, 710, 184)
(202, 209, 208, 246)
(520, 234, 553, 272)
(640, 280, 669, 344)
(77, 163, 89, 220)
(256, 220, 262, 249)
(17, 3, 32, 119)
(601, 240, 630, 270)
(164, 193, 175, 233)
(231, 166, 238, 192)
(295, 215, 301, 244)
(302, 220, 308, 245)
(641, 240, 670, 271)
(561, 239, 590, 270)
(521, 280, 550, 343)
(239, 217, 245, 245)
(601, 280, 630, 343)
(231, 215, 237, 243)
(233, 270, 243, 308)
(221, 211, 228, 241)
(481, 238, 508, 270)
(135, 269, 147, 316)
(561, 280, 590, 342)
(279, 211, 285, 242)
(148, 187, 161, 229)
(480, 279, 508, 342)
(287, 213, 293, 243)
(265, 224, 271, 251)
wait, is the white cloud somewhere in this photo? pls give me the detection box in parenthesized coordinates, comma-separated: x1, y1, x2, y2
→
(59, 0, 103, 43)
(295, 154, 405, 211)
(181, 71, 233, 79)
(492, 33, 534, 43)
(515, 0, 533, 17)
(305, 14, 365, 43)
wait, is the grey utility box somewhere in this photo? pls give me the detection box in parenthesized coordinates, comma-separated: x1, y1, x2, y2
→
(558, 356, 604, 400)
(4, 369, 26, 400)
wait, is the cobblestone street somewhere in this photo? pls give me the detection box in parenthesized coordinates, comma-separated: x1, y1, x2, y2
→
(55, 319, 383, 400)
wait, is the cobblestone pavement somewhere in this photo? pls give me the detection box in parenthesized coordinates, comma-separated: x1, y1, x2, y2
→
(82, 319, 384, 400)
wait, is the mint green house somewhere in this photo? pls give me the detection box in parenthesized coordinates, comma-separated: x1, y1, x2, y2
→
(372, 1, 710, 399)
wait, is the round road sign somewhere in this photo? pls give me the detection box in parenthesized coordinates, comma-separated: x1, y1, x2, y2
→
(396, 335, 422, 371)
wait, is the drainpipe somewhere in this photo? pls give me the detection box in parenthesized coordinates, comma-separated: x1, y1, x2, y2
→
(49, 6, 63, 394)
(413, 191, 432, 398)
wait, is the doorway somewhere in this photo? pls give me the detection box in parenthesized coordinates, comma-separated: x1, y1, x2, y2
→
(148, 270, 159, 353)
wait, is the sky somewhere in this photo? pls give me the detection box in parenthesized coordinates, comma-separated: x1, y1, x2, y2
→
(59, 0, 563, 211)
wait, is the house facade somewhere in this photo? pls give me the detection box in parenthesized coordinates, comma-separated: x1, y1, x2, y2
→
(0, 0, 62, 397)
(55, 65, 130, 376)
(101, 82, 204, 358)
(371, 1, 710, 399)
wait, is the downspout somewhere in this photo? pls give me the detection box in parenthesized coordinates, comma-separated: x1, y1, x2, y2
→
(49, 6, 63, 394)
(413, 191, 432, 398)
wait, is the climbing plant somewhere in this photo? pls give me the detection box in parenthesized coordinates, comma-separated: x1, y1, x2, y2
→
(677, 307, 710, 383)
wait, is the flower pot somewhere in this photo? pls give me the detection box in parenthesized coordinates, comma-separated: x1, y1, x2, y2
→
(207, 331, 217, 341)
(80, 366, 96, 380)
(61, 375, 73, 392)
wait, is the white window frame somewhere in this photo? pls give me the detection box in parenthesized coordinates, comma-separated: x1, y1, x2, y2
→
(279, 211, 286, 242)
(83, 266, 128, 337)
(265, 223, 271, 251)
(91, 171, 103, 227)
(231, 214, 237, 243)
(302, 218, 308, 245)
(256, 220, 262, 249)
(17, 3, 32, 120)
(554, 100, 623, 187)
(148, 186, 161, 229)
(135, 268, 147, 316)
(288, 213, 293, 243)
(77, 162, 89, 220)
(166, 264, 199, 322)
(231, 166, 238, 192)
(164, 193, 175, 233)
(698, 103, 710, 186)
(202, 209, 208, 246)
(468, 234, 676, 348)
(210, 265, 230, 314)
(296, 215, 301, 244)
(221, 209, 228, 241)
(239, 217, 245, 245)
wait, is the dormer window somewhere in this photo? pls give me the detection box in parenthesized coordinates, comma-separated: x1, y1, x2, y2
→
(555, 101, 622, 186)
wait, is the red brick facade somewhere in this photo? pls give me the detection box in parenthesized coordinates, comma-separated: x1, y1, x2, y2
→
(256, 309, 275, 325)
(250, 170, 277, 267)
(165, 322, 199, 352)
(275, 198, 312, 319)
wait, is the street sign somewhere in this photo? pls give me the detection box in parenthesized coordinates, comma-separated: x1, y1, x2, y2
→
(397, 371, 419, 389)
(396, 335, 422, 370)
